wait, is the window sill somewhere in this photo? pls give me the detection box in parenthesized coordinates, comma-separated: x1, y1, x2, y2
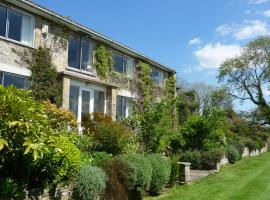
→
(0, 36, 35, 50)
(66, 67, 97, 77)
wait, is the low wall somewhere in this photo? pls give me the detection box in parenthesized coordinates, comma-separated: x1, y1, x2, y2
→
(242, 147, 249, 157)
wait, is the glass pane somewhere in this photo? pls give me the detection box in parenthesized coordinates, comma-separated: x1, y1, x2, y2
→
(151, 69, 160, 85)
(3, 73, 26, 89)
(81, 38, 92, 72)
(126, 98, 133, 117)
(116, 96, 123, 120)
(113, 54, 124, 73)
(21, 14, 34, 45)
(68, 36, 81, 69)
(126, 58, 134, 77)
(0, 72, 3, 85)
(81, 90, 91, 121)
(0, 6, 7, 37)
(69, 85, 79, 117)
(8, 9, 22, 41)
(94, 90, 105, 113)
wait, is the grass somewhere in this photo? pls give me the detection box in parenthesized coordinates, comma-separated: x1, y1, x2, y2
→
(145, 152, 270, 200)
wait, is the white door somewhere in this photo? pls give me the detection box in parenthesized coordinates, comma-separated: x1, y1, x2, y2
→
(78, 88, 94, 124)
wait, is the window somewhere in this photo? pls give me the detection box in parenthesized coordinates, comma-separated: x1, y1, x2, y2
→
(151, 68, 165, 86)
(68, 36, 93, 72)
(0, 72, 30, 89)
(69, 85, 80, 117)
(116, 95, 133, 120)
(113, 53, 134, 76)
(94, 90, 105, 113)
(0, 5, 34, 46)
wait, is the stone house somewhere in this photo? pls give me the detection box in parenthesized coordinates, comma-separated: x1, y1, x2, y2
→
(0, 0, 176, 123)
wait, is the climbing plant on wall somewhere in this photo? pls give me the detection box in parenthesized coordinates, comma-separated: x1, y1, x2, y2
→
(94, 44, 113, 80)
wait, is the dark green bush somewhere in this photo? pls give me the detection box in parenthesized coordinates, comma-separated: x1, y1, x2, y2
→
(230, 140, 245, 158)
(92, 122, 135, 155)
(75, 165, 107, 200)
(227, 145, 240, 164)
(101, 158, 134, 200)
(120, 154, 152, 193)
(0, 178, 24, 199)
(168, 154, 180, 186)
(147, 154, 171, 195)
(181, 150, 202, 169)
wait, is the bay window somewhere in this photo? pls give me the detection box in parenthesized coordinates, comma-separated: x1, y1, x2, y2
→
(0, 5, 35, 46)
(68, 36, 93, 72)
(116, 95, 133, 120)
(151, 67, 165, 86)
(0, 72, 30, 89)
(113, 53, 134, 76)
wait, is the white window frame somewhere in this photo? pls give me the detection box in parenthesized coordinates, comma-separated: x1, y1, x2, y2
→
(0, 3, 35, 47)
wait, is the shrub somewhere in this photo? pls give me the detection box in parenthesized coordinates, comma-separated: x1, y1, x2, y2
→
(90, 151, 113, 166)
(202, 148, 225, 169)
(227, 145, 240, 164)
(92, 122, 134, 155)
(181, 150, 202, 169)
(120, 154, 152, 192)
(43, 100, 77, 131)
(75, 134, 93, 153)
(81, 112, 112, 134)
(147, 154, 171, 195)
(75, 165, 107, 200)
(0, 178, 24, 199)
(33, 134, 82, 187)
(245, 140, 260, 151)
(168, 154, 180, 186)
(101, 158, 134, 200)
(230, 140, 245, 158)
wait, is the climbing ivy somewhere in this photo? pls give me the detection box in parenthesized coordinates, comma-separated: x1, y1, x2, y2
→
(165, 75, 176, 99)
(94, 44, 113, 80)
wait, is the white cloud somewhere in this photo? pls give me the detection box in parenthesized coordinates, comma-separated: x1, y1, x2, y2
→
(216, 20, 270, 40)
(248, 0, 269, 4)
(194, 43, 241, 69)
(263, 9, 270, 17)
(189, 37, 202, 45)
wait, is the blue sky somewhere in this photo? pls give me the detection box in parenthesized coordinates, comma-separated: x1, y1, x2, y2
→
(35, 0, 270, 110)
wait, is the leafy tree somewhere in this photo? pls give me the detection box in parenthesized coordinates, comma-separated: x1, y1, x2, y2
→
(30, 47, 63, 106)
(219, 36, 270, 124)
(210, 87, 233, 112)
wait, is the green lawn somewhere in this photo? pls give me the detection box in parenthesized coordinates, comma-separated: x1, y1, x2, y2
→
(145, 152, 270, 200)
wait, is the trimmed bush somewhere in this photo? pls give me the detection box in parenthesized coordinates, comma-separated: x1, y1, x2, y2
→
(147, 154, 171, 195)
(90, 151, 113, 166)
(101, 158, 134, 200)
(230, 140, 245, 158)
(75, 165, 107, 200)
(227, 145, 240, 164)
(181, 150, 202, 169)
(120, 154, 152, 192)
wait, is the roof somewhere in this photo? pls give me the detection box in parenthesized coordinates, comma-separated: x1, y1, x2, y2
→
(6, 0, 176, 73)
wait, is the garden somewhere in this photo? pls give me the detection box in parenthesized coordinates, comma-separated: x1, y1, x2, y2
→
(1, 37, 270, 200)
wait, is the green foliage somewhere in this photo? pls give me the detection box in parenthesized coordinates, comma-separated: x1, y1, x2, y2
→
(181, 150, 202, 169)
(0, 178, 24, 199)
(139, 101, 177, 153)
(75, 165, 107, 200)
(81, 112, 112, 135)
(92, 121, 135, 155)
(147, 154, 171, 195)
(94, 44, 113, 80)
(181, 110, 228, 151)
(120, 154, 153, 192)
(34, 134, 82, 186)
(227, 145, 241, 164)
(229, 140, 245, 157)
(42, 100, 77, 131)
(90, 151, 113, 166)
(75, 134, 93, 153)
(101, 158, 134, 200)
(168, 154, 180, 186)
(245, 140, 260, 151)
(30, 47, 63, 106)
(165, 75, 176, 99)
